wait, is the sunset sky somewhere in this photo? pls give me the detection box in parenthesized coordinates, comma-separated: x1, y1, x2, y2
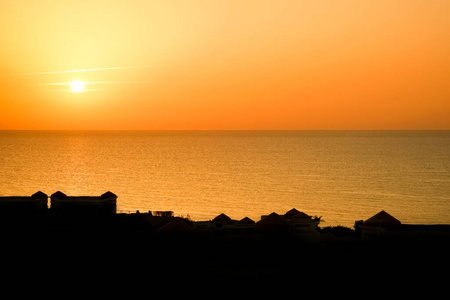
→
(1, 0, 449, 130)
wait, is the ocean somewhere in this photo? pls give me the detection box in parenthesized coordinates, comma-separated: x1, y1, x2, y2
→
(0, 130, 449, 227)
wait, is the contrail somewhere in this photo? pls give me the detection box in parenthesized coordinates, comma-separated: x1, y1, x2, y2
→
(48, 89, 110, 92)
(28, 82, 69, 85)
(3, 61, 221, 76)
(4, 64, 164, 76)
(32, 80, 153, 92)
(29, 81, 151, 86)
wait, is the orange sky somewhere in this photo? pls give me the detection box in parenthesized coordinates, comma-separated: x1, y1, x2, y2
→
(1, 0, 449, 130)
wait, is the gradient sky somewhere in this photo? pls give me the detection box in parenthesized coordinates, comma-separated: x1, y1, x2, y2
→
(1, 0, 449, 130)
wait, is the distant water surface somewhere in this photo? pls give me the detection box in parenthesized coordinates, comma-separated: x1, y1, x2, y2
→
(0, 130, 449, 227)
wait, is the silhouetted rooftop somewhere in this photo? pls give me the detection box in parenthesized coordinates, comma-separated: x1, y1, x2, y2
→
(238, 217, 255, 225)
(31, 191, 47, 198)
(285, 208, 301, 217)
(363, 210, 401, 228)
(101, 191, 117, 198)
(213, 213, 232, 222)
(255, 212, 292, 231)
(157, 218, 194, 233)
(292, 212, 311, 219)
(51, 191, 67, 199)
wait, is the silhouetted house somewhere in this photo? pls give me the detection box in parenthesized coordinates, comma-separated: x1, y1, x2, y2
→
(289, 211, 319, 232)
(238, 217, 255, 225)
(0, 191, 48, 214)
(256, 210, 320, 242)
(282, 208, 320, 231)
(363, 210, 401, 227)
(157, 218, 194, 233)
(213, 213, 232, 223)
(50, 191, 117, 215)
(362, 210, 401, 237)
(284, 208, 302, 219)
(255, 212, 292, 231)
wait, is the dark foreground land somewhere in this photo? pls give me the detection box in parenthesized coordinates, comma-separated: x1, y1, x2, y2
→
(1, 212, 449, 286)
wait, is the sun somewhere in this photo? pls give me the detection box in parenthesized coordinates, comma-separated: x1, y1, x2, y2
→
(70, 80, 84, 92)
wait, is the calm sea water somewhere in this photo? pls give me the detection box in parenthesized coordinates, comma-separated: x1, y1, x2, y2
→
(0, 130, 449, 226)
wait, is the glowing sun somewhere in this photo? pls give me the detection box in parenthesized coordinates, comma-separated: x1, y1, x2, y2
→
(70, 80, 84, 92)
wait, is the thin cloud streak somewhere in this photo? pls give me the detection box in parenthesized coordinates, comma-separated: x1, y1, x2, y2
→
(44, 88, 110, 92)
(29, 81, 151, 86)
(28, 82, 70, 85)
(4, 65, 161, 76)
(3, 61, 222, 76)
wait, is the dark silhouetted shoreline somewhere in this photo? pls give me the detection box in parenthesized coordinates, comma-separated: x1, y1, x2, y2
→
(1, 191, 449, 282)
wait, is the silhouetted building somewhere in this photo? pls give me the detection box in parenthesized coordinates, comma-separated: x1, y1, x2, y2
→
(256, 209, 320, 242)
(0, 191, 48, 214)
(50, 191, 117, 215)
(213, 213, 232, 223)
(256, 212, 292, 231)
(258, 209, 320, 232)
(157, 218, 194, 233)
(289, 210, 320, 232)
(238, 217, 255, 225)
(362, 210, 401, 237)
(284, 208, 302, 218)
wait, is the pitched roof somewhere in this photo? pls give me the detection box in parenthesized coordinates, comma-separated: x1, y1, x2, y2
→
(292, 212, 311, 219)
(51, 191, 67, 198)
(255, 212, 292, 231)
(213, 213, 232, 222)
(31, 191, 47, 198)
(285, 208, 301, 217)
(101, 191, 117, 198)
(238, 217, 255, 225)
(157, 218, 194, 233)
(363, 210, 401, 228)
